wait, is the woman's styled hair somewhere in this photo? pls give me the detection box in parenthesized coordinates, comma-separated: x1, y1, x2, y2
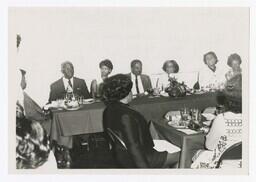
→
(102, 74, 133, 103)
(16, 118, 51, 169)
(162, 60, 179, 73)
(223, 74, 242, 113)
(99, 59, 113, 70)
(203, 51, 218, 64)
(227, 53, 242, 67)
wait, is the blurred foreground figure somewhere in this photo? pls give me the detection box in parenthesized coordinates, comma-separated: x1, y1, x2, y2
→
(16, 117, 57, 170)
(16, 69, 71, 168)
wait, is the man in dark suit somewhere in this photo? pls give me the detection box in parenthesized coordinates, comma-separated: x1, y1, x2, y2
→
(48, 61, 91, 168)
(126, 59, 152, 95)
(48, 61, 91, 103)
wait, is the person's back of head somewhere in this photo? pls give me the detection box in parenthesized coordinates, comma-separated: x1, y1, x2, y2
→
(102, 74, 133, 104)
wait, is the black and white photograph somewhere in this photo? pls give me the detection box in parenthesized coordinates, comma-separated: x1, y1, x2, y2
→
(5, 2, 252, 177)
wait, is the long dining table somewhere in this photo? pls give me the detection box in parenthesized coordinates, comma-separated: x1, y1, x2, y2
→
(45, 92, 219, 167)
(152, 119, 206, 168)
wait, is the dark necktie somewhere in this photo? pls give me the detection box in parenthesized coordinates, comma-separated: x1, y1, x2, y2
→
(68, 79, 73, 88)
(135, 76, 140, 94)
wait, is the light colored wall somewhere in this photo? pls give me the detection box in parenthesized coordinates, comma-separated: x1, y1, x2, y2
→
(9, 7, 249, 106)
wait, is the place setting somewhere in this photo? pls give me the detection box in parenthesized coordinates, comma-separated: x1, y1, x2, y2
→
(164, 107, 217, 135)
(44, 93, 96, 111)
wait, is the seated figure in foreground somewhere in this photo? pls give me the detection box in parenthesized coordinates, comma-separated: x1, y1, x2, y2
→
(16, 68, 71, 168)
(191, 74, 242, 169)
(102, 74, 180, 168)
(16, 117, 57, 170)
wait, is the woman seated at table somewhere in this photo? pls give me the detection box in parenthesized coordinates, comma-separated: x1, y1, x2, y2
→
(191, 74, 242, 168)
(156, 60, 180, 92)
(16, 117, 57, 170)
(198, 51, 226, 90)
(225, 53, 242, 81)
(91, 59, 113, 98)
(102, 74, 180, 168)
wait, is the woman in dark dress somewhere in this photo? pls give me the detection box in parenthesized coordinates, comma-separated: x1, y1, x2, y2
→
(102, 74, 179, 168)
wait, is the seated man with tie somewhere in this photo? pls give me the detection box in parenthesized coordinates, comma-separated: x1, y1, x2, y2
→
(48, 61, 91, 168)
(48, 61, 91, 102)
(126, 59, 152, 96)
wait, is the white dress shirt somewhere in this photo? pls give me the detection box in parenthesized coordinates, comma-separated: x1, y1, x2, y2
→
(199, 64, 226, 89)
(157, 73, 180, 91)
(62, 77, 74, 93)
(131, 73, 145, 95)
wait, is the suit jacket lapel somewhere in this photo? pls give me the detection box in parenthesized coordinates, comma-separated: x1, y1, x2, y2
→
(128, 73, 132, 80)
(73, 77, 77, 90)
(58, 78, 65, 93)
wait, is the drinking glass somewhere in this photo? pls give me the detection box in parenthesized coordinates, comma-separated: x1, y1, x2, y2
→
(78, 96, 84, 105)
(191, 108, 202, 125)
(153, 87, 160, 96)
(180, 107, 189, 121)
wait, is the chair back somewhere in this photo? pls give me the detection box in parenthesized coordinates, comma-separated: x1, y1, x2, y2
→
(106, 128, 127, 150)
(106, 128, 136, 168)
(216, 141, 242, 168)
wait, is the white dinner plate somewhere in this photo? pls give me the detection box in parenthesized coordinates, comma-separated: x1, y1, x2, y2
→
(64, 106, 81, 111)
(160, 92, 169, 97)
(83, 98, 94, 102)
(167, 121, 187, 129)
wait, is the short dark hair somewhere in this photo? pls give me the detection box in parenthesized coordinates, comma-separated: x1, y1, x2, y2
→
(99, 59, 113, 70)
(203, 51, 218, 64)
(227, 53, 242, 67)
(102, 74, 133, 103)
(162, 60, 179, 73)
(131, 59, 142, 68)
(61, 61, 74, 71)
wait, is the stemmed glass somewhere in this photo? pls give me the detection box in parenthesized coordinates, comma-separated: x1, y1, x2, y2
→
(180, 107, 190, 127)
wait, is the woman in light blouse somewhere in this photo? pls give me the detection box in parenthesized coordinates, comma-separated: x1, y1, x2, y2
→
(157, 60, 180, 91)
(225, 53, 242, 81)
(91, 59, 113, 98)
(198, 51, 226, 90)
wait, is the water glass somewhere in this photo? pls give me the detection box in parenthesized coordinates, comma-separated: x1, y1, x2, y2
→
(180, 107, 189, 121)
